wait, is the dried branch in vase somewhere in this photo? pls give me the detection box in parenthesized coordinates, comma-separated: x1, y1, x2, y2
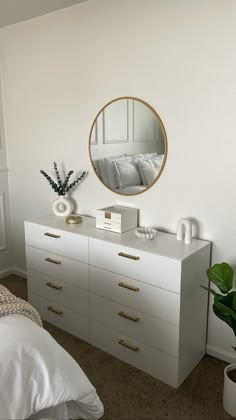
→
(40, 162, 87, 196)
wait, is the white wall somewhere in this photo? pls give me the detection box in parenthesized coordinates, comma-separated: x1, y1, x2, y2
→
(0, 70, 12, 276)
(0, 171, 12, 276)
(0, 0, 236, 361)
(0, 71, 7, 169)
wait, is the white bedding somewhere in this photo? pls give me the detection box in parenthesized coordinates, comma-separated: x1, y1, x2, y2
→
(0, 314, 104, 420)
(95, 153, 164, 193)
(115, 185, 147, 194)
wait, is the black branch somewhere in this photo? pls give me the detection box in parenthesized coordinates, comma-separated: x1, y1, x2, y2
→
(40, 164, 87, 196)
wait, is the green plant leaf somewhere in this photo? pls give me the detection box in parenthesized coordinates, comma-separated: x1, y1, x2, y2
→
(218, 292, 236, 312)
(213, 298, 236, 336)
(207, 262, 233, 294)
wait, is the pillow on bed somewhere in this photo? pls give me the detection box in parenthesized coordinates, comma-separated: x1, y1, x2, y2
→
(92, 160, 101, 178)
(97, 159, 109, 185)
(104, 155, 132, 189)
(132, 152, 158, 162)
(151, 154, 164, 169)
(137, 159, 159, 185)
(97, 155, 130, 188)
(114, 160, 142, 188)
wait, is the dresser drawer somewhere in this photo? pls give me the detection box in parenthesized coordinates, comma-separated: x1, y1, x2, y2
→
(90, 294, 179, 357)
(28, 269, 89, 316)
(25, 221, 88, 263)
(90, 266, 180, 325)
(29, 292, 89, 342)
(90, 321, 179, 388)
(26, 246, 89, 290)
(89, 238, 181, 293)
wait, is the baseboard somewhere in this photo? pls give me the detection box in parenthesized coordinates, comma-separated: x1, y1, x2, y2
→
(0, 268, 13, 279)
(0, 267, 27, 279)
(206, 344, 236, 364)
(11, 267, 27, 279)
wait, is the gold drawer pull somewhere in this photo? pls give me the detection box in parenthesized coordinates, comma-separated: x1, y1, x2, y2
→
(45, 257, 61, 265)
(47, 306, 63, 315)
(118, 282, 139, 292)
(44, 232, 61, 239)
(46, 282, 63, 290)
(118, 311, 139, 322)
(118, 252, 140, 261)
(118, 339, 139, 352)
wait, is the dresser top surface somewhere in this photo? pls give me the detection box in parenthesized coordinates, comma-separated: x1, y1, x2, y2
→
(25, 214, 210, 260)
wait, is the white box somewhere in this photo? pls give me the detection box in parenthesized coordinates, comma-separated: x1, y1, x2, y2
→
(96, 206, 138, 233)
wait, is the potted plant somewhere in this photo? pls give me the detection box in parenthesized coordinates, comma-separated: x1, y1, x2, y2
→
(40, 162, 87, 216)
(202, 262, 236, 417)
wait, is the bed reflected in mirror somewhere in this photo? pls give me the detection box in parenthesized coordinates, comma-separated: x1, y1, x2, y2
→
(89, 97, 167, 196)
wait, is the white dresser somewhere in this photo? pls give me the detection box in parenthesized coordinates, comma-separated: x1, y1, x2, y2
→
(24, 215, 211, 388)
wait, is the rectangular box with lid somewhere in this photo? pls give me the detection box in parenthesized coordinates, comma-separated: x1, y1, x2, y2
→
(96, 205, 138, 233)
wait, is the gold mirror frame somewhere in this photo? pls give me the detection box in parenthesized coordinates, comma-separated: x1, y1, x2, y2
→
(88, 97, 168, 196)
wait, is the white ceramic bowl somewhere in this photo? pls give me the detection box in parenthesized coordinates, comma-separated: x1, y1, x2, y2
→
(135, 227, 158, 240)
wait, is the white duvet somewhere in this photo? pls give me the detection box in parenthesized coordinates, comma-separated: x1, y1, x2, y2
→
(0, 314, 104, 420)
(115, 185, 147, 194)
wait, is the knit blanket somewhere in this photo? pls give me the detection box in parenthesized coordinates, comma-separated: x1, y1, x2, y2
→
(0, 285, 43, 328)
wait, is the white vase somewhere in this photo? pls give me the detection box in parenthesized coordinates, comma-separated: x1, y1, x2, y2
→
(52, 195, 74, 217)
(223, 364, 236, 417)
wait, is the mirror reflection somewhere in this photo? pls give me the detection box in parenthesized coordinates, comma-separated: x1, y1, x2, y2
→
(89, 97, 167, 196)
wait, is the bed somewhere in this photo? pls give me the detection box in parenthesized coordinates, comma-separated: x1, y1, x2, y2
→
(0, 313, 104, 420)
(93, 153, 164, 194)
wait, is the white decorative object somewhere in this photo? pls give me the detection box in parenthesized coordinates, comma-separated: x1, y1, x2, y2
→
(223, 364, 236, 417)
(135, 227, 158, 240)
(96, 205, 138, 233)
(25, 214, 211, 389)
(40, 162, 87, 215)
(176, 218, 192, 244)
(52, 196, 73, 217)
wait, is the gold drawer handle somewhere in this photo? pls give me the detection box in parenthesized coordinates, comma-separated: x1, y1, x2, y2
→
(46, 282, 63, 290)
(118, 339, 139, 352)
(45, 257, 62, 265)
(118, 311, 139, 322)
(118, 252, 140, 261)
(118, 282, 139, 292)
(44, 232, 61, 239)
(47, 306, 63, 315)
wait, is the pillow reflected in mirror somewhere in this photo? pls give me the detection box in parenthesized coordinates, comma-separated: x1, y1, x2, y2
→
(114, 160, 142, 189)
(138, 159, 158, 185)
(93, 152, 164, 193)
(89, 97, 167, 196)
(104, 155, 132, 189)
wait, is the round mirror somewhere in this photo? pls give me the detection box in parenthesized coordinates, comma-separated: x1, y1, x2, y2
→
(89, 97, 167, 196)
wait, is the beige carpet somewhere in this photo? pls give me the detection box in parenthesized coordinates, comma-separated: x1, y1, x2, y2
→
(0, 275, 232, 419)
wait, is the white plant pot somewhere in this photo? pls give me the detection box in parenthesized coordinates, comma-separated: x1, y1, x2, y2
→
(52, 196, 73, 217)
(223, 364, 236, 417)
